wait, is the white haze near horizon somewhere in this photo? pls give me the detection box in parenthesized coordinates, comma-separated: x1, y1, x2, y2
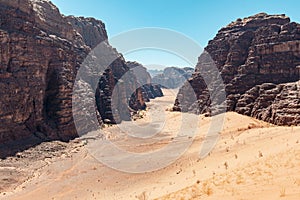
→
(124, 49, 194, 70)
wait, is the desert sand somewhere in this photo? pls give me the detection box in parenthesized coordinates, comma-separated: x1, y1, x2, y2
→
(1, 89, 300, 200)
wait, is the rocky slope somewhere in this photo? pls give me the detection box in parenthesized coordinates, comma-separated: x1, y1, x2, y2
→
(152, 67, 194, 89)
(174, 13, 300, 125)
(0, 0, 162, 155)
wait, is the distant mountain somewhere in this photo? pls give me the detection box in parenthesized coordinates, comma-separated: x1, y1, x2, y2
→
(148, 69, 164, 78)
(152, 67, 194, 89)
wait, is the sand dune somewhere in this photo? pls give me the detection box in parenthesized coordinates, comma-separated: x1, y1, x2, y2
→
(1, 89, 300, 200)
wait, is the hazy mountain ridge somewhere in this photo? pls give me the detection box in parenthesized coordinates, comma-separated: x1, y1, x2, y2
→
(152, 67, 194, 89)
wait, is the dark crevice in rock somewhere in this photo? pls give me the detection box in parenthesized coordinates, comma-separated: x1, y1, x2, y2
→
(44, 66, 59, 129)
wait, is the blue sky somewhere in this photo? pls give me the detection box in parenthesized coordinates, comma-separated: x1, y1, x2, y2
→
(52, 0, 300, 69)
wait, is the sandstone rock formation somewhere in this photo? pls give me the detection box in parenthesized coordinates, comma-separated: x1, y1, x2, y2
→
(152, 67, 194, 89)
(0, 0, 162, 153)
(126, 61, 163, 102)
(66, 16, 108, 49)
(0, 0, 88, 145)
(174, 13, 300, 125)
(235, 82, 300, 125)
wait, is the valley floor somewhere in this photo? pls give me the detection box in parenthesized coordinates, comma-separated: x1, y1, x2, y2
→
(1, 89, 300, 200)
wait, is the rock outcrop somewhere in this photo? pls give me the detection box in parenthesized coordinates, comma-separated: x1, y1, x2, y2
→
(126, 61, 163, 102)
(235, 82, 300, 125)
(152, 67, 194, 89)
(66, 16, 108, 49)
(174, 13, 300, 125)
(0, 0, 88, 144)
(0, 0, 162, 154)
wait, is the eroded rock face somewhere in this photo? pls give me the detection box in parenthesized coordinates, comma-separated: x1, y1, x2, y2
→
(66, 16, 108, 49)
(152, 67, 194, 89)
(0, 0, 88, 143)
(174, 13, 300, 125)
(0, 0, 157, 150)
(126, 61, 163, 102)
(236, 82, 300, 125)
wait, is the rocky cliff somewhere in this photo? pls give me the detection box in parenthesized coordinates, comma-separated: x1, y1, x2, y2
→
(174, 13, 300, 125)
(152, 67, 194, 89)
(235, 82, 300, 125)
(66, 16, 108, 49)
(126, 61, 163, 102)
(0, 0, 162, 154)
(0, 0, 87, 145)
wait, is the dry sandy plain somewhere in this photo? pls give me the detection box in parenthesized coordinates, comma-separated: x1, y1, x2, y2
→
(1, 89, 300, 200)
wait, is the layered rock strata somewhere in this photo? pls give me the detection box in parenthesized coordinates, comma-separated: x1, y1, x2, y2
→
(174, 13, 300, 125)
(0, 0, 162, 152)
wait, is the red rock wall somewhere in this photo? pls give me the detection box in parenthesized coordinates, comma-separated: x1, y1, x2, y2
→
(0, 0, 162, 149)
(0, 0, 87, 143)
(174, 13, 300, 125)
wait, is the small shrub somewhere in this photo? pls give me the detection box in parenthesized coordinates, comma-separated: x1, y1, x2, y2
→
(280, 187, 286, 197)
(202, 183, 213, 196)
(136, 191, 148, 200)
